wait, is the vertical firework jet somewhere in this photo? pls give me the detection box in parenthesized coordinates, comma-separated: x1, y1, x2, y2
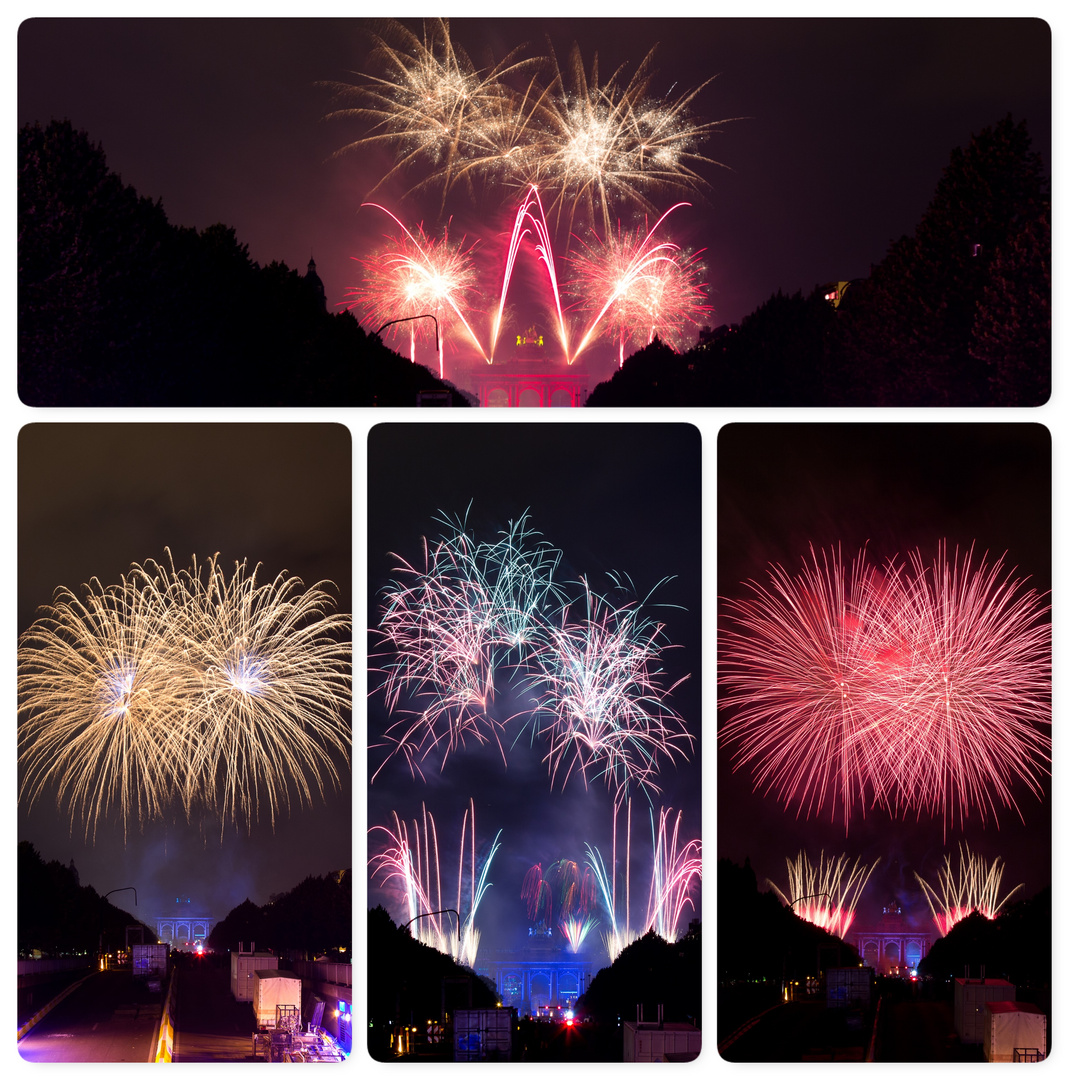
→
(369, 798, 501, 967)
(914, 843, 1024, 936)
(768, 850, 880, 939)
(585, 800, 701, 962)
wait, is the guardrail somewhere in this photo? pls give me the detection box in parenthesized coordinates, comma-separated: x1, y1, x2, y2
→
(17, 974, 94, 1041)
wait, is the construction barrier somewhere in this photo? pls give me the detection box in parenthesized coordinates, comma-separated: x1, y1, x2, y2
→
(153, 969, 177, 1062)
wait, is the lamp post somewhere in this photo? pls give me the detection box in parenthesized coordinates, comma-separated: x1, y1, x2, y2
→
(99, 887, 138, 969)
(376, 314, 442, 378)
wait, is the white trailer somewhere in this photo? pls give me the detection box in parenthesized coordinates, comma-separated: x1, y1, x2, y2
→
(230, 949, 278, 1001)
(953, 978, 1015, 1044)
(252, 969, 303, 1030)
(623, 1022, 702, 1062)
(983, 1001, 1047, 1062)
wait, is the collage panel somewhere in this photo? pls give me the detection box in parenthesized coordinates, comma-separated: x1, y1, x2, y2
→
(366, 422, 702, 1061)
(717, 423, 1051, 1062)
(16, 423, 353, 1061)
(17, 18, 1049, 409)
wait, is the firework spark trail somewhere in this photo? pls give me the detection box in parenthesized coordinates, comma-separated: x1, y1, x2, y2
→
(719, 542, 1050, 834)
(566, 204, 709, 364)
(348, 204, 488, 375)
(18, 550, 352, 840)
(526, 575, 692, 807)
(372, 512, 567, 782)
(645, 808, 702, 942)
(768, 850, 879, 939)
(369, 799, 500, 966)
(326, 21, 737, 228)
(490, 186, 571, 361)
(914, 843, 1024, 937)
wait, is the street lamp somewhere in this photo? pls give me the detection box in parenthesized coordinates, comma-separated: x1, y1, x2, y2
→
(376, 314, 440, 356)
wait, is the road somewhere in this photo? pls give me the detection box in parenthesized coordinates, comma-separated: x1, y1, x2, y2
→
(171, 954, 258, 1062)
(17, 970, 160, 1063)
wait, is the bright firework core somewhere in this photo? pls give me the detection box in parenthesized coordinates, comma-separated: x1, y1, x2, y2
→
(349, 189, 710, 380)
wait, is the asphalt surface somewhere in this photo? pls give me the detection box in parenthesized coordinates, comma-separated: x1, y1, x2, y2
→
(171, 955, 258, 1062)
(17, 969, 161, 1063)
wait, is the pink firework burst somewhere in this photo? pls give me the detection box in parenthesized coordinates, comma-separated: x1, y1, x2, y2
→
(347, 205, 486, 377)
(568, 213, 710, 365)
(527, 576, 693, 806)
(719, 543, 1050, 833)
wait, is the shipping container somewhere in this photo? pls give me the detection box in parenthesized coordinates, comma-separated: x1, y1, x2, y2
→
(131, 943, 169, 979)
(252, 970, 303, 1030)
(453, 1007, 515, 1061)
(230, 950, 278, 1001)
(826, 967, 874, 1009)
(982, 1001, 1046, 1062)
(623, 1022, 702, 1062)
(953, 978, 1015, 1044)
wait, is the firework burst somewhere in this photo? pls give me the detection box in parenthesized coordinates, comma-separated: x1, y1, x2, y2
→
(914, 843, 1024, 936)
(347, 205, 486, 374)
(768, 850, 880, 939)
(18, 571, 198, 840)
(323, 18, 539, 207)
(719, 542, 1050, 833)
(372, 511, 567, 782)
(161, 553, 352, 834)
(327, 21, 735, 227)
(18, 551, 351, 840)
(567, 206, 710, 364)
(526, 575, 693, 807)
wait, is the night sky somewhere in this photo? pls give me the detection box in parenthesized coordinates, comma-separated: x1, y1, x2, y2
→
(16, 424, 352, 926)
(16, 16, 1051, 349)
(367, 423, 702, 962)
(718, 423, 1052, 935)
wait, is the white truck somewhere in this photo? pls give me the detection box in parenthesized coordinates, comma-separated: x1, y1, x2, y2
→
(252, 969, 303, 1030)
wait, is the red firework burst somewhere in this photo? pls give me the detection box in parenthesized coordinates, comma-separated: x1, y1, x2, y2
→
(719, 543, 1050, 833)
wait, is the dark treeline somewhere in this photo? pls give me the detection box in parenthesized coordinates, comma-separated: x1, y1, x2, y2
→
(588, 115, 1049, 408)
(18, 120, 468, 407)
(207, 869, 351, 959)
(577, 922, 701, 1026)
(918, 886, 1051, 1013)
(18, 841, 157, 957)
(366, 905, 498, 1061)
